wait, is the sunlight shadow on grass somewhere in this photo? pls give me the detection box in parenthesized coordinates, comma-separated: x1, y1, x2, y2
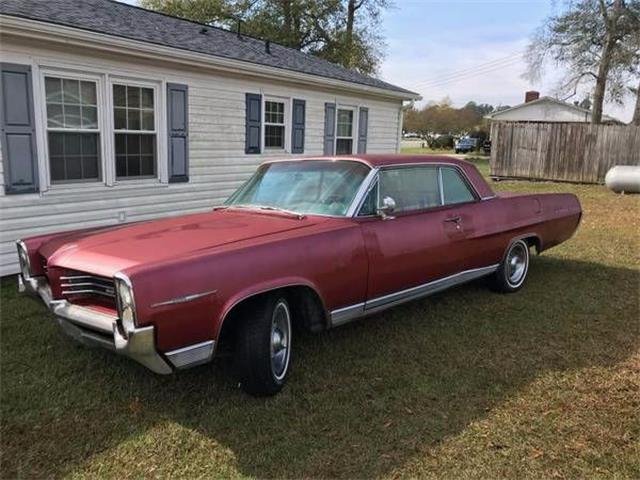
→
(2, 254, 637, 478)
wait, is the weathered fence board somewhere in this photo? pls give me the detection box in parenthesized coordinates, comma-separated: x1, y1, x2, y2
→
(490, 122, 640, 183)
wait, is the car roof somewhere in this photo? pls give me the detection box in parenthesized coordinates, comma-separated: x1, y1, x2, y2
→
(322, 154, 474, 169)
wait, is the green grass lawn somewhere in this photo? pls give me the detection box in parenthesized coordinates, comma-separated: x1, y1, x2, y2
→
(1, 159, 639, 479)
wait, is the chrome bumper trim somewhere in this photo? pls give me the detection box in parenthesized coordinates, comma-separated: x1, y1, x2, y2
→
(20, 274, 172, 375)
(165, 340, 215, 369)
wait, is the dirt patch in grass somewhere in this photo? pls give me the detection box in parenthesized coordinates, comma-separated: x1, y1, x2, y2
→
(1, 172, 638, 478)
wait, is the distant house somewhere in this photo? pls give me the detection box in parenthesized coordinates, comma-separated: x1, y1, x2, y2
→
(0, 0, 418, 275)
(485, 91, 622, 124)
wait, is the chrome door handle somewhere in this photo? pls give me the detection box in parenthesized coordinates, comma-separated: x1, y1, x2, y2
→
(444, 216, 462, 223)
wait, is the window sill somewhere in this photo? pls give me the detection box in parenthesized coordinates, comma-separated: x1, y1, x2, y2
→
(260, 149, 290, 156)
(40, 180, 184, 197)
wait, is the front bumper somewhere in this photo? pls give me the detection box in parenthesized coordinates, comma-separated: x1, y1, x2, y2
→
(19, 274, 173, 374)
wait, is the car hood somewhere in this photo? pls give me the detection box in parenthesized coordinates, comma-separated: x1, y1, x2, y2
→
(39, 209, 326, 277)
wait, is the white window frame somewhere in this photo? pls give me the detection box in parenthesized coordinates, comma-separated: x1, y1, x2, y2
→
(37, 69, 106, 188)
(335, 105, 357, 155)
(34, 65, 168, 191)
(262, 95, 290, 153)
(108, 77, 162, 184)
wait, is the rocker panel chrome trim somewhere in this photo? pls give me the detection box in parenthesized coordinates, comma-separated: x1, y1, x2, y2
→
(330, 302, 365, 326)
(365, 264, 499, 311)
(329, 264, 499, 326)
(165, 340, 215, 369)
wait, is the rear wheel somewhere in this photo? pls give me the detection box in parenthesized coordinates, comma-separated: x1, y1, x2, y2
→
(489, 239, 530, 293)
(234, 294, 292, 396)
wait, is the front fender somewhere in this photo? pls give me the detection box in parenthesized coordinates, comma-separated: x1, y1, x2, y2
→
(216, 276, 328, 337)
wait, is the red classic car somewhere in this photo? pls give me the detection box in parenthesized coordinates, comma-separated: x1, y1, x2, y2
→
(17, 155, 581, 395)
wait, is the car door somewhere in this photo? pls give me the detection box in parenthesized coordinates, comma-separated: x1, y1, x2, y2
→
(357, 165, 468, 304)
(438, 166, 502, 271)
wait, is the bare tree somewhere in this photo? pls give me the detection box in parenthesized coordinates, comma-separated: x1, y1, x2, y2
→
(526, 0, 640, 124)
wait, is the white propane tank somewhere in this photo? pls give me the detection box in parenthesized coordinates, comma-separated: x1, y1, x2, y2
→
(605, 165, 640, 193)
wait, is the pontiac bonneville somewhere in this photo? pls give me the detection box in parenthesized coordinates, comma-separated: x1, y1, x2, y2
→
(17, 155, 581, 395)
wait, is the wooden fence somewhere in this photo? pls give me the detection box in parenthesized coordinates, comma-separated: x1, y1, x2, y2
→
(490, 122, 640, 183)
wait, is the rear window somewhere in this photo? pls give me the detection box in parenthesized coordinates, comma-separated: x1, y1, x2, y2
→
(441, 168, 475, 205)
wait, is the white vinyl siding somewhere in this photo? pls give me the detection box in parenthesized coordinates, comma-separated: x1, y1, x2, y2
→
(0, 37, 404, 276)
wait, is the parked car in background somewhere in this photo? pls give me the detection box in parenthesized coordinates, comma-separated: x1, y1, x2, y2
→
(17, 155, 582, 396)
(455, 137, 478, 153)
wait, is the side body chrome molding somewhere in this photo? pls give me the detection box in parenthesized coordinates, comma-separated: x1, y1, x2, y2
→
(329, 264, 499, 327)
(151, 289, 218, 308)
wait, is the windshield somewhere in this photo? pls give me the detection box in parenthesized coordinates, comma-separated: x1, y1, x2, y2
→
(225, 160, 371, 216)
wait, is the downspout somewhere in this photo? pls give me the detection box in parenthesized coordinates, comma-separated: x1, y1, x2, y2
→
(396, 102, 405, 153)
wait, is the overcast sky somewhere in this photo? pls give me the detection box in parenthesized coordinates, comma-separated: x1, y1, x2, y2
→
(120, 0, 636, 122)
(378, 0, 635, 122)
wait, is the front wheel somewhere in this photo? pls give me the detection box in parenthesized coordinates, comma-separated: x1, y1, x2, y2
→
(488, 239, 530, 293)
(234, 294, 292, 396)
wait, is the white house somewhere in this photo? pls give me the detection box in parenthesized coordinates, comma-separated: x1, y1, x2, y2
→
(485, 91, 621, 124)
(0, 0, 418, 275)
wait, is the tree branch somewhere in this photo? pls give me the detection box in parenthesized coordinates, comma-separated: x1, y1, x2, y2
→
(559, 71, 599, 101)
(598, 0, 609, 21)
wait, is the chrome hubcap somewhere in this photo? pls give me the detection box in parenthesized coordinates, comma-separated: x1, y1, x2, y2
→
(270, 300, 291, 381)
(507, 243, 527, 286)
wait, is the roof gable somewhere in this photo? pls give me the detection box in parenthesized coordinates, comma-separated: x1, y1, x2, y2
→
(486, 96, 620, 123)
(0, 0, 417, 97)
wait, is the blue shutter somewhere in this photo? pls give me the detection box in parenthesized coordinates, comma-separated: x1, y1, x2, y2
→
(0, 63, 38, 194)
(167, 83, 189, 183)
(323, 102, 336, 155)
(357, 107, 369, 154)
(291, 99, 305, 154)
(245, 93, 262, 154)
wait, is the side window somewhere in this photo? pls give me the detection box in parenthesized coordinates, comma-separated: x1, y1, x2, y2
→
(379, 167, 440, 213)
(357, 181, 378, 216)
(441, 167, 476, 205)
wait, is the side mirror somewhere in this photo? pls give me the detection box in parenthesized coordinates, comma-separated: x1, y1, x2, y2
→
(377, 196, 396, 220)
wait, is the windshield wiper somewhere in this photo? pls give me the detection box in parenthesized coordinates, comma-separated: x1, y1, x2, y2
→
(214, 204, 306, 219)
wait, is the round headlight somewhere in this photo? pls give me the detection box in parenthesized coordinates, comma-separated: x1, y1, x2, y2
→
(117, 281, 132, 306)
(115, 275, 137, 336)
(121, 305, 136, 333)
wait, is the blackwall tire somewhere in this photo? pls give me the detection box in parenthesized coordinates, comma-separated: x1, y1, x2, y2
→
(234, 294, 292, 396)
(489, 239, 530, 293)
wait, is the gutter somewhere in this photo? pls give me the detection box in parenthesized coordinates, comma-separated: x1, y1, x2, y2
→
(0, 15, 421, 102)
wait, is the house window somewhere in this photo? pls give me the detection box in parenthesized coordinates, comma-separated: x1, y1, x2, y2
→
(45, 76, 100, 182)
(336, 108, 354, 154)
(264, 100, 285, 149)
(113, 84, 156, 179)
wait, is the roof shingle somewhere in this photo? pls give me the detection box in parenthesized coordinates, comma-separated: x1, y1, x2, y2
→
(0, 0, 416, 96)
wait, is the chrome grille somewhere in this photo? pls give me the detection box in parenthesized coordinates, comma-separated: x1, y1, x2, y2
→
(60, 274, 115, 298)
